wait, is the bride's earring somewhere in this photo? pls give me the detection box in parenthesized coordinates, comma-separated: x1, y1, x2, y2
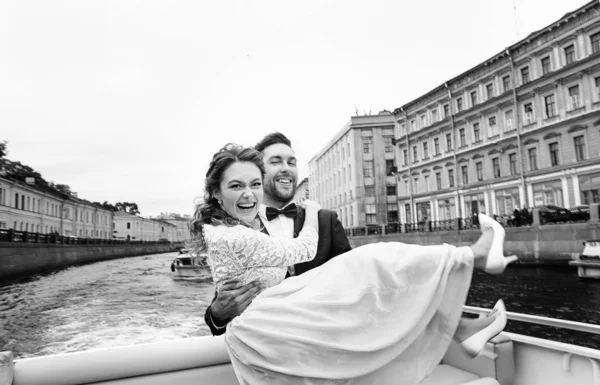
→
(218, 199, 223, 205)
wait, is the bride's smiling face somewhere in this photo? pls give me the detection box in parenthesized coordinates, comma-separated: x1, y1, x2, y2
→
(214, 161, 264, 223)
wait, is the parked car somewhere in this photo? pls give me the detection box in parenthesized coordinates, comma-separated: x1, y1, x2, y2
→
(569, 205, 590, 222)
(534, 205, 570, 223)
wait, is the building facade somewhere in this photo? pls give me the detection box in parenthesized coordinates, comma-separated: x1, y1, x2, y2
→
(155, 214, 193, 243)
(0, 175, 113, 238)
(308, 112, 396, 228)
(112, 211, 177, 242)
(393, 0, 600, 225)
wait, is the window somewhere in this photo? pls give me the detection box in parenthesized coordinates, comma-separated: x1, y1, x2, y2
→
(549, 142, 560, 166)
(434, 137, 440, 155)
(565, 44, 575, 65)
(456, 97, 463, 112)
(431, 109, 438, 123)
(14, 193, 18, 209)
(521, 66, 530, 84)
(403, 149, 408, 165)
(363, 160, 374, 177)
(541, 56, 551, 75)
(404, 180, 409, 195)
(443, 104, 450, 118)
(473, 123, 481, 142)
(366, 204, 376, 224)
(413, 178, 419, 194)
(568, 85, 580, 110)
(410, 120, 416, 132)
(446, 133, 452, 151)
(459, 128, 466, 147)
(412, 146, 418, 162)
(127, 222, 131, 229)
(363, 137, 373, 153)
(544, 94, 556, 118)
(436, 172, 442, 190)
(574, 135, 586, 161)
(528, 148, 538, 171)
(492, 158, 501, 178)
(596, 77, 600, 101)
(486, 83, 494, 99)
(448, 170, 455, 187)
(488, 116, 498, 136)
(461, 165, 469, 184)
(385, 159, 396, 176)
(523, 103, 534, 125)
(386, 185, 397, 196)
(471, 91, 478, 106)
(476, 162, 483, 181)
(502, 75, 511, 93)
(387, 203, 398, 223)
(421, 114, 427, 127)
(365, 186, 375, 197)
(509, 153, 517, 175)
(384, 136, 394, 152)
(423, 142, 429, 158)
(424, 175, 430, 191)
(591, 32, 600, 54)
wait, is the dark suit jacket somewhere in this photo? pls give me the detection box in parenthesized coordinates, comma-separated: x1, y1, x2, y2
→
(204, 208, 352, 336)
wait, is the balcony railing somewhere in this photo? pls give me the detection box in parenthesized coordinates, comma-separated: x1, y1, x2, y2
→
(0, 229, 172, 245)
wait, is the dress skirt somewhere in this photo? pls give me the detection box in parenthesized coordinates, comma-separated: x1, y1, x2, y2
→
(225, 242, 474, 385)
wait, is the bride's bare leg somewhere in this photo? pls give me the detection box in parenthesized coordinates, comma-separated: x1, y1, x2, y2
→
(469, 228, 494, 270)
(454, 316, 495, 343)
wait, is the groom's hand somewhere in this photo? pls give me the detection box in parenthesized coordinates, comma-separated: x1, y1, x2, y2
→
(211, 280, 263, 324)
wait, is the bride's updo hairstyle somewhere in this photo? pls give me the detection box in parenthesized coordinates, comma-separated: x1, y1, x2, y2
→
(189, 143, 265, 251)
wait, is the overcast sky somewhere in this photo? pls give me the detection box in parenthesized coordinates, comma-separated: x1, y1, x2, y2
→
(0, 0, 590, 217)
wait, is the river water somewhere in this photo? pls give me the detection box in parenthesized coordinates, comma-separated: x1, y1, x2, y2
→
(1, 252, 599, 359)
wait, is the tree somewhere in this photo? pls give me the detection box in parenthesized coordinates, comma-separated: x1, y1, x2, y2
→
(115, 201, 140, 215)
(55, 184, 72, 195)
(0, 141, 7, 158)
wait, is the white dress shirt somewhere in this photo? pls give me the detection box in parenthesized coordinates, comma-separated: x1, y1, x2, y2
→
(258, 202, 297, 276)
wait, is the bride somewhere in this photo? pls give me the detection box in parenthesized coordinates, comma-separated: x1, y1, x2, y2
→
(190, 143, 518, 385)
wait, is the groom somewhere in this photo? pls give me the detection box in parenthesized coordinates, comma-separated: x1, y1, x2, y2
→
(204, 132, 352, 336)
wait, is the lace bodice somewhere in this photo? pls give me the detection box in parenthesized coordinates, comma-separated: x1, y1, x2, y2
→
(203, 224, 318, 290)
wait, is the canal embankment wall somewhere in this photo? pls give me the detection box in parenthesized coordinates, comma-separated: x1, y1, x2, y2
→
(0, 243, 178, 282)
(349, 222, 600, 265)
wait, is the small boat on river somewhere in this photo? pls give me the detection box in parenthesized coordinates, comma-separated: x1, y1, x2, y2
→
(3, 305, 600, 385)
(170, 249, 210, 278)
(569, 240, 600, 279)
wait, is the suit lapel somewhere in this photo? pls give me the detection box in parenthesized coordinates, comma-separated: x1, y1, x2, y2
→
(293, 206, 305, 238)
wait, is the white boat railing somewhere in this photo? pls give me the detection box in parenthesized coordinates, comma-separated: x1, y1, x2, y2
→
(464, 305, 600, 335)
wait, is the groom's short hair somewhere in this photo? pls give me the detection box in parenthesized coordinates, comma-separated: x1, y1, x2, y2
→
(254, 132, 292, 153)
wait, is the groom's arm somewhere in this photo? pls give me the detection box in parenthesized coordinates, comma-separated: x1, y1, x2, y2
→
(328, 211, 352, 258)
(204, 280, 263, 336)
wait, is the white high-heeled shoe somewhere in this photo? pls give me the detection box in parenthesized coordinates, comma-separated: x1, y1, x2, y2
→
(460, 299, 508, 359)
(478, 214, 519, 275)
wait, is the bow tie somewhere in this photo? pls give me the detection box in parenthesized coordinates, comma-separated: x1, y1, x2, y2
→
(265, 204, 297, 221)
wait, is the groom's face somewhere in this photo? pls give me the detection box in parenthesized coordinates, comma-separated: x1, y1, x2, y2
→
(261, 143, 298, 204)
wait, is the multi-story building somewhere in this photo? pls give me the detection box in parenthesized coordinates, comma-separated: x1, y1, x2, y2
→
(393, 0, 600, 225)
(308, 112, 396, 228)
(0, 174, 113, 238)
(112, 211, 177, 242)
(154, 214, 193, 242)
(294, 178, 310, 204)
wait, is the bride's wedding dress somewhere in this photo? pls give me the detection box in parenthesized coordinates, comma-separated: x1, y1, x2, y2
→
(204, 224, 474, 385)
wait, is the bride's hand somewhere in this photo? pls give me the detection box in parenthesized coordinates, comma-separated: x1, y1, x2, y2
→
(301, 199, 321, 213)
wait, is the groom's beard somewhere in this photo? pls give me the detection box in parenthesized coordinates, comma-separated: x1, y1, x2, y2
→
(263, 179, 297, 204)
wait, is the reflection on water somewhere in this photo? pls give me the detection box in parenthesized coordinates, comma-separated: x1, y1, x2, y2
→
(1, 254, 599, 358)
(468, 266, 600, 349)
